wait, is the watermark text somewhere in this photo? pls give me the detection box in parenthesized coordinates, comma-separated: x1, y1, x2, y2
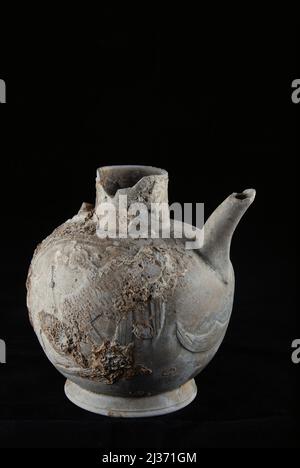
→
(0, 79, 6, 103)
(291, 79, 300, 104)
(0, 339, 6, 363)
(291, 339, 300, 364)
(95, 196, 204, 250)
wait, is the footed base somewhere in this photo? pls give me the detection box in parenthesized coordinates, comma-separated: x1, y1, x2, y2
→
(64, 379, 197, 417)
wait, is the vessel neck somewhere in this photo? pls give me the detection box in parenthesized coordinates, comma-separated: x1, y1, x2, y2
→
(95, 165, 169, 209)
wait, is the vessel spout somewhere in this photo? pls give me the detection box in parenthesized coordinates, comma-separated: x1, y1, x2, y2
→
(200, 189, 256, 281)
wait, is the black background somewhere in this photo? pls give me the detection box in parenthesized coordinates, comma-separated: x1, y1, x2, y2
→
(0, 10, 299, 448)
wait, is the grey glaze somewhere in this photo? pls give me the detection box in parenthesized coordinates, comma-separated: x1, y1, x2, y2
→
(26, 165, 255, 416)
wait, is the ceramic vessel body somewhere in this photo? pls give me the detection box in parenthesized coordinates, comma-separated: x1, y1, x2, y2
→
(27, 165, 255, 412)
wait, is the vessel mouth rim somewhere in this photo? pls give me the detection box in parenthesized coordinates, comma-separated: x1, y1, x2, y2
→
(96, 165, 168, 178)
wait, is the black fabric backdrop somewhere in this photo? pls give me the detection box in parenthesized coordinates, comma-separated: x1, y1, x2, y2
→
(0, 10, 299, 448)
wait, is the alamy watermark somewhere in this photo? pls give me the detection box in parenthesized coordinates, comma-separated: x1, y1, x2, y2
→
(95, 195, 204, 250)
(291, 339, 300, 364)
(291, 79, 300, 104)
(0, 339, 6, 364)
(0, 79, 6, 103)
